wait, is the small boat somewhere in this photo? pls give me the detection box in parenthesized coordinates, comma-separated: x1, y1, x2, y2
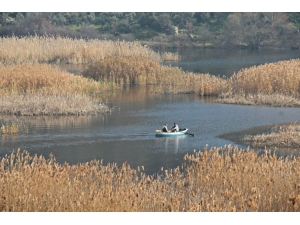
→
(155, 128, 189, 137)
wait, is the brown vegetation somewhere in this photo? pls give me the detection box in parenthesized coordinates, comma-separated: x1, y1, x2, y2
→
(0, 64, 111, 115)
(0, 94, 110, 116)
(1, 146, 300, 212)
(82, 56, 227, 95)
(1, 122, 28, 135)
(244, 123, 300, 149)
(216, 59, 300, 106)
(0, 64, 116, 96)
(0, 35, 176, 65)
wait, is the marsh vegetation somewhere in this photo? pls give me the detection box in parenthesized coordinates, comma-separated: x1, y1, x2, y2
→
(244, 123, 300, 149)
(1, 35, 300, 212)
(1, 122, 28, 135)
(215, 59, 300, 107)
(1, 146, 300, 212)
(0, 64, 111, 116)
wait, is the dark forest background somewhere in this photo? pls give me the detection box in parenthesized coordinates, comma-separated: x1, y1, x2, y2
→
(1, 12, 300, 49)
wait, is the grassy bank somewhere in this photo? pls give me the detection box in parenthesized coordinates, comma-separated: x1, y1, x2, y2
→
(0, 35, 178, 65)
(1, 146, 300, 212)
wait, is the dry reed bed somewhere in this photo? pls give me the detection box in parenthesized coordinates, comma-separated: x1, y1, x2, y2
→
(1, 146, 300, 212)
(215, 92, 300, 107)
(216, 59, 300, 106)
(244, 123, 300, 149)
(0, 64, 116, 96)
(82, 56, 227, 96)
(0, 64, 111, 115)
(0, 94, 110, 116)
(0, 35, 177, 65)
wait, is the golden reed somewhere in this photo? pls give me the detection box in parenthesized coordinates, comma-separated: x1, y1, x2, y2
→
(0, 64, 112, 115)
(1, 146, 300, 212)
(82, 56, 227, 96)
(216, 59, 300, 106)
(0, 122, 28, 135)
(244, 123, 300, 149)
(0, 35, 177, 65)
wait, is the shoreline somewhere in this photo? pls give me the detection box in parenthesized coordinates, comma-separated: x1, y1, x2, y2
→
(218, 122, 300, 152)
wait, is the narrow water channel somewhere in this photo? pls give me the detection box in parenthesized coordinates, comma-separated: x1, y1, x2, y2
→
(1, 86, 300, 175)
(1, 48, 300, 175)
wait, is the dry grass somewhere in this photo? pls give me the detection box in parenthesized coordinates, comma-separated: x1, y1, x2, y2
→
(1, 122, 28, 135)
(244, 123, 300, 149)
(216, 59, 300, 106)
(82, 56, 227, 96)
(0, 35, 176, 65)
(1, 146, 300, 212)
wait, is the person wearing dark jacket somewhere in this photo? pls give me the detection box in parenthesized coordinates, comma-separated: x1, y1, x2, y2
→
(162, 124, 169, 132)
(171, 123, 179, 132)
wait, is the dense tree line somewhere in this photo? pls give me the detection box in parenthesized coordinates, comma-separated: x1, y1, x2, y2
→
(0, 12, 299, 49)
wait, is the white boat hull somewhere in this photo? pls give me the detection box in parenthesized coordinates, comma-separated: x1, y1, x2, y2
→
(155, 128, 189, 137)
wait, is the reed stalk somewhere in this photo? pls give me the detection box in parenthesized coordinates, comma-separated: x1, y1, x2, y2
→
(1, 146, 300, 212)
(0, 35, 176, 65)
(244, 123, 300, 149)
(0, 123, 28, 135)
(216, 59, 300, 106)
(82, 56, 227, 96)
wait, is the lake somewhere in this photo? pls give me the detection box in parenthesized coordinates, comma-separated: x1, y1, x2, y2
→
(1, 48, 300, 175)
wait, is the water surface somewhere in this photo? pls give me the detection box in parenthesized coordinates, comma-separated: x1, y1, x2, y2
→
(1, 87, 300, 175)
(1, 49, 300, 175)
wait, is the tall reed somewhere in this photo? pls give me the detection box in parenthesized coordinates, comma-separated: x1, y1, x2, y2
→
(229, 59, 300, 97)
(1, 146, 300, 212)
(0, 64, 112, 115)
(215, 59, 300, 105)
(0, 64, 118, 96)
(0, 94, 110, 116)
(0, 123, 28, 135)
(82, 56, 227, 96)
(0, 35, 176, 65)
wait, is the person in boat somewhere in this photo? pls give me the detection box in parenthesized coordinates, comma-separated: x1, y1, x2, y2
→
(162, 124, 169, 132)
(171, 123, 179, 132)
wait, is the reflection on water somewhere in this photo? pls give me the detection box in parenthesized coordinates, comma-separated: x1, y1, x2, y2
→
(2, 88, 300, 175)
(155, 136, 187, 153)
(58, 49, 300, 79)
(163, 48, 300, 77)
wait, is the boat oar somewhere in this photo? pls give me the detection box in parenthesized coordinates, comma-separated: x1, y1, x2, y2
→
(186, 133, 194, 137)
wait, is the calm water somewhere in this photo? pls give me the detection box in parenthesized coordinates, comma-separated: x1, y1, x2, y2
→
(163, 48, 300, 77)
(1, 48, 300, 175)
